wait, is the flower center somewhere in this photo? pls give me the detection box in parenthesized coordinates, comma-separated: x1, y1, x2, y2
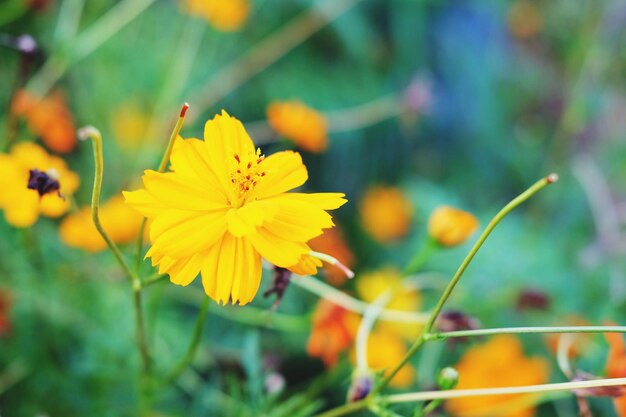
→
(230, 148, 266, 205)
(27, 168, 61, 197)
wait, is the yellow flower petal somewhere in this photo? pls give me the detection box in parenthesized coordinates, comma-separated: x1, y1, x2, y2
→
(123, 189, 166, 218)
(253, 151, 308, 199)
(200, 234, 262, 305)
(247, 227, 310, 268)
(226, 200, 278, 237)
(150, 209, 227, 258)
(142, 170, 228, 211)
(262, 194, 337, 241)
(166, 252, 203, 286)
(170, 137, 230, 203)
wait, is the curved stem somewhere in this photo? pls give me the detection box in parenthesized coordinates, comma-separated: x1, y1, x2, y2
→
(374, 173, 559, 393)
(164, 295, 211, 385)
(356, 291, 392, 372)
(424, 325, 626, 341)
(78, 126, 151, 375)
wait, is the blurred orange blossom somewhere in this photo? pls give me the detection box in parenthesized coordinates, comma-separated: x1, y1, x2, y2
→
(359, 185, 413, 243)
(445, 335, 549, 417)
(267, 100, 328, 153)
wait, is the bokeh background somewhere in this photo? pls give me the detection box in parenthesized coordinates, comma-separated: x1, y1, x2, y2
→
(2, 0, 626, 416)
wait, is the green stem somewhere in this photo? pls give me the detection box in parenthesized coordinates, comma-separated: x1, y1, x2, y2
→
(134, 103, 189, 271)
(78, 126, 151, 375)
(164, 295, 210, 385)
(142, 273, 168, 288)
(373, 173, 559, 394)
(424, 325, 626, 341)
(314, 399, 368, 417)
(403, 237, 438, 275)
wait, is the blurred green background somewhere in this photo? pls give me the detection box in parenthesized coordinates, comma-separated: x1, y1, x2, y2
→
(2, 0, 626, 416)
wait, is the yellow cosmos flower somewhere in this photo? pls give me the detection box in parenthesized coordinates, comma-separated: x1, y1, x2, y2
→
(350, 329, 416, 388)
(428, 205, 479, 247)
(267, 100, 328, 153)
(0, 142, 79, 227)
(60, 195, 143, 252)
(359, 186, 413, 243)
(183, 0, 249, 32)
(445, 335, 549, 417)
(124, 111, 346, 305)
(356, 267, 422, 339)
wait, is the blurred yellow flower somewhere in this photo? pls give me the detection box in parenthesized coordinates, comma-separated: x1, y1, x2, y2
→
(508, 0, 543, 40)
(309, 226, 355, 286)
(445, 335, 549, 417)
(0, 142, 79, 227)
(351, 329, 416, 388)
(356, 267, 422, 339)
(359, 186, 412, 243)
(124, 111, 346, 305)
(428, 206, 479, 247)
(267, 100, 328, 153)
(307, 299, 360, 367)
(60, 195, 143, 252)
(11, 89, 77, 153)
(183, 0, 249, 32)
(110, 102, 150, 151)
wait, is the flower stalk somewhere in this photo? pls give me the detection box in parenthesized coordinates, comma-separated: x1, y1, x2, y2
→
(78, 126, 151, 375)
(373, 173, 559, 394)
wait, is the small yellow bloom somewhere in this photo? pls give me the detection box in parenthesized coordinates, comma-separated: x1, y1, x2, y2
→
(356, 267, 422, 339)
(428, 206, 478, 247)
(183, 0, 249, 32)
(0, 142, 79, 228)
(60, 195, 143, 252)
(508, 0, 543, 40)
(267, 101, 328, 153)
(359, 186, 412, 243)
(110, 102, 150, 151)
(124, 111, 346, 305)
(445, 335, 549, 417)
(351, 329, 416, 388)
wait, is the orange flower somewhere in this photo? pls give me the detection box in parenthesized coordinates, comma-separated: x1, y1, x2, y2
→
(508, 0, 543, 40)
(544, 315, 592, 358)
(183, 0, 249, 32)
(307, 300, 360, 367)
(351, 329, 416, 388)
(59, 195, 143, 252)
(428, 206, 479, 247)
(309, 227, 354, 286)
(445, 335, 549, 417)
(11, 89, 76, 153)
(605, 325, 626, 416)
(359, 186, 412, 243)
(267, 101, 328, 153)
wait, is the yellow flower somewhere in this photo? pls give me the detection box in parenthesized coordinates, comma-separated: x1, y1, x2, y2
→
(359, 186, 412, 243)
(445, 335, 549, 417)
(428, 206, 479, 247)
(0, 142, 79, 227)
(110, 102, 150, 151)
(351, 329, 416, 388)
(124, 111, 346, 305)
(183, 0, 249, 32)
(267, 101, 328, 153)
(60, 195, 143, 252)
(356, 267, 422, 339)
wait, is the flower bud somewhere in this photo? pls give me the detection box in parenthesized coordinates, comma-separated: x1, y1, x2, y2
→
(428, 206, 479, 247)
(347, 370, 374, 402)
(437, 367, 459, 390)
